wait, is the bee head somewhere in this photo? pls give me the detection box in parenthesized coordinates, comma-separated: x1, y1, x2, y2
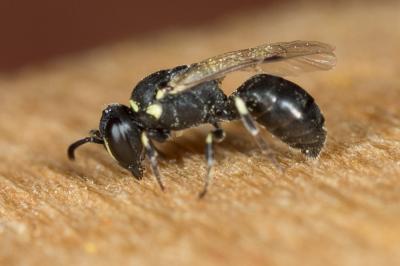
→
(68, 104, 145, 178)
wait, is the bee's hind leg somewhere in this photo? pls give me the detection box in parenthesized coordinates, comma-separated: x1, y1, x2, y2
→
(198, 123, 225, 199)
(141, 132, 165, 191)
(232, 96, 283, 173)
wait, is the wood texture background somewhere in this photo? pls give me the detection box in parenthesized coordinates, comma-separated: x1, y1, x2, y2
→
(0, 2, 399, 266)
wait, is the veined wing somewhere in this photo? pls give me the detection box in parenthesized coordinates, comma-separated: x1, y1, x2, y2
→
(167, 40, 336, 93)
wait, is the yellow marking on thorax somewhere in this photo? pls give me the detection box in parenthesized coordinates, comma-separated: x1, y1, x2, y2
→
(146, 104, 163, 119)
(156, 89, 166, 100)
(129, 100, 140, 112)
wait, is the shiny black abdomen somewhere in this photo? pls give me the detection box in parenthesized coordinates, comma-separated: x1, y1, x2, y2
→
(230, 74, 326, 157)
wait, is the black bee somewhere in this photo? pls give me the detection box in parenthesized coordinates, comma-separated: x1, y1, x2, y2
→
(68, 40, 336, 197)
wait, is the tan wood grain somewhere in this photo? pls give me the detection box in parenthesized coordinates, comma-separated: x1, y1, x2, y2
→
(0, 2, 399, 266)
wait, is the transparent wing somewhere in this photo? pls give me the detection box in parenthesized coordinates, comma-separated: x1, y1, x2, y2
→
(167, 41, 336, 93)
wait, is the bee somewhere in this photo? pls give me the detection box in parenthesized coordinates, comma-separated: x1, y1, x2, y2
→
(68, 40, 336, 198)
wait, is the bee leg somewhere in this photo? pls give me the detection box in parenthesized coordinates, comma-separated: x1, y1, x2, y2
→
(233, 96, 283, 172)
(198, 124, 225, 199)
(141, 132, 165, 191)
(146, 129, 170, 159)
(152, 145, 167, 160)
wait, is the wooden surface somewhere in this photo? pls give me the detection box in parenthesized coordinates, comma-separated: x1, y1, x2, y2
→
(1, 2, 399, 266)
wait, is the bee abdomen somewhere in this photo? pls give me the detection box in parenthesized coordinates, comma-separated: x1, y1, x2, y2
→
(230, 74, 326, 157)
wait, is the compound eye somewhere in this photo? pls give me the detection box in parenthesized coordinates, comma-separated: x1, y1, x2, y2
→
(104, 117, 144, 178)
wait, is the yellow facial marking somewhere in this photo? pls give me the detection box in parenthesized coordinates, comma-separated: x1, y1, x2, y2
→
(146, 104, 163, 119)
(104, 138, 116, 161)
(129, 100, 140, 112)
(234, 97, 249, 115)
